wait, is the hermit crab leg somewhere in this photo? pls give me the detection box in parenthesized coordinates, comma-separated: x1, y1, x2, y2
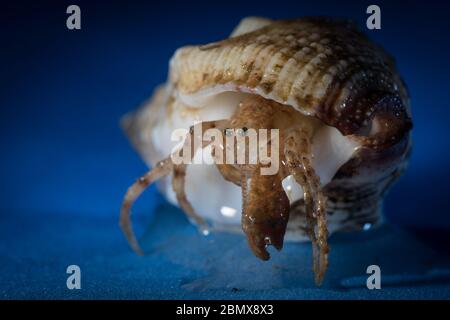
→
(240, 174, 249, 210)
(172, 162, 208, 233)
(172, 120, 230, 230)
(284, 128, 329, 285)
(120, 158, 173, 255)
(120, 121, 218, 254)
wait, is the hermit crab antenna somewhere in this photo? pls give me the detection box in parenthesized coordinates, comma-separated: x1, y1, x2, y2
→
(120, 158, 173, 255)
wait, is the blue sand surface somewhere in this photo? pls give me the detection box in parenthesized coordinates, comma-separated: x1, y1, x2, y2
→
(1, 206, 450, 299)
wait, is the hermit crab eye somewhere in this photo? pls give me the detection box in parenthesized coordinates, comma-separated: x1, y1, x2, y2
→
(235, 127, 248, 137)
(224, 128, 234, 137)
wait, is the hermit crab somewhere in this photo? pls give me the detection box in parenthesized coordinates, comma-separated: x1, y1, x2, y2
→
(120, 17, 413, 284)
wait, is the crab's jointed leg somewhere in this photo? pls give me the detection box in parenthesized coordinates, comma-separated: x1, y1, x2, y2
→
(120, 157, 173, 255)
(284, 128, 329, 285)
(120, 120, 220, 254)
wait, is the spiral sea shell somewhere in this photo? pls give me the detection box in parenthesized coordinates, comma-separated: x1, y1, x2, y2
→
(121, 17, 413, 283)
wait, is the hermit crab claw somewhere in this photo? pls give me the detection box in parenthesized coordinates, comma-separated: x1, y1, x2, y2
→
(241, 171, 290, 260)
(243, 217, 287, 260)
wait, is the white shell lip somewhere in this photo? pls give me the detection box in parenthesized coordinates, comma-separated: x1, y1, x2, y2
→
(176, 83, 318, 117)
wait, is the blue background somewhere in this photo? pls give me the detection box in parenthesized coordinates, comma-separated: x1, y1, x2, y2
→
(1, 0, 450, 299)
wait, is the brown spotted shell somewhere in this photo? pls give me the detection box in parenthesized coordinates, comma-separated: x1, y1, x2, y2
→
(170, 17, 411, 137)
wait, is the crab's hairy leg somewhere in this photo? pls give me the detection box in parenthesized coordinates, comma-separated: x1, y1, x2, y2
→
(215, 164, 242, 185)
(172, 120, 229, 232)
(120, 120, 224, 254)
(120, 158, 173, 255)
(284, 128, 329, 285)
(241, 174, 249, 209)
(172, 162, 209, 232)
(284, 141, 319, 274)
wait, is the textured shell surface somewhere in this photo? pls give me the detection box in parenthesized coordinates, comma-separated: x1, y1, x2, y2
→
(123, 16, 412, 241)
(170, 17, 410, 134)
